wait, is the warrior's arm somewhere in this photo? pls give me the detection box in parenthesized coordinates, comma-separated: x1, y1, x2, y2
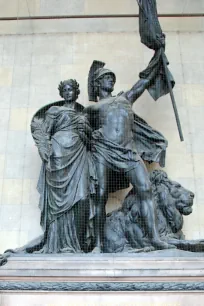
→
(77, 115, 93, 148)
(83, 104, 100, 130)
(125, 50, 161, 104)
(125, 79, 150, 104)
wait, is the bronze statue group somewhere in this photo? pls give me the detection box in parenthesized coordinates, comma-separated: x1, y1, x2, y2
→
(2, 59, 202, 259)
(30, 57, 173, 254)
(1, 0, 204, 265)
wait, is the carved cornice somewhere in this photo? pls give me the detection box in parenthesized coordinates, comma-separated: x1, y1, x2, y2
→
(1, 281, 204, 292)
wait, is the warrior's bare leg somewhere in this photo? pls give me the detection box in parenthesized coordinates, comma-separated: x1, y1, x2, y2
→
(92, 161, 109, 253)
(126, 159, 174, 250)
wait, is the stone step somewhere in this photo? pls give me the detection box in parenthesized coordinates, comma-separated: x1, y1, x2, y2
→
(1, 250, 204, 281)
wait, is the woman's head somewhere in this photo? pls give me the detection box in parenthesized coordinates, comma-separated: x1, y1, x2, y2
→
(58, 79, 80, 101)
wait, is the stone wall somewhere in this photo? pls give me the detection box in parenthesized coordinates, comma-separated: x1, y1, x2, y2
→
(1, 0, 204, 35)
(0, 0, 204, 16)
(0, 29, 204, 252)
(1, 292, 204, 306)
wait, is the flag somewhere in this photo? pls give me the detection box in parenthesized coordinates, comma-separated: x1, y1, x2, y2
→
(137, 0, 175, 101)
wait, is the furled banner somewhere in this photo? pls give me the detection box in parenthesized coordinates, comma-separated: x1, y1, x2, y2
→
(137, 0, 175, 101)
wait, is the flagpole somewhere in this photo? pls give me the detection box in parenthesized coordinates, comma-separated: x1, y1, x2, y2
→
(161, 49, 184, 141)
(136, 0, 184, 141)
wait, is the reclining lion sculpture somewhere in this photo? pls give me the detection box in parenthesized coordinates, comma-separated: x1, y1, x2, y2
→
(104, 170, 204, 253)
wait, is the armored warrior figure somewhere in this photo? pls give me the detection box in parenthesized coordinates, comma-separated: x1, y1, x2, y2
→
(85, 59, 173, 253)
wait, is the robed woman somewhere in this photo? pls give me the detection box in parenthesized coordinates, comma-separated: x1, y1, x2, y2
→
(15, 79, 97, 254)
(32, 79, 97, 253)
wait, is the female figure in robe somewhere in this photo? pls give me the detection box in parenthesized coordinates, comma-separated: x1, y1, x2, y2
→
(31, 79, 97, 253)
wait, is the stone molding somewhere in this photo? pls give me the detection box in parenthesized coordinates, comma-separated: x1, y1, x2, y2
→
(1, 253, 204, 292)
(0, 17, 204, 35)
(1, 281, 204, 292)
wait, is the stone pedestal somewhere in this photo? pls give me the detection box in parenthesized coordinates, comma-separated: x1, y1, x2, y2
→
(0, 251, 204, 305)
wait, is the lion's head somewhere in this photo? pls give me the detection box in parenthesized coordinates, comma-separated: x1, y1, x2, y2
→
(150, 170, 195, 237)
(169, 181, 194, 216)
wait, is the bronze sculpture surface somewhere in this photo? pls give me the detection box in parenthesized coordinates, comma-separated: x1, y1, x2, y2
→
(85, 57, 172, 253)
(104, 170, 204, 253)
(30, 79, 97, 254)
(0, 73, 204, 265)
(1, 0, 204, 267)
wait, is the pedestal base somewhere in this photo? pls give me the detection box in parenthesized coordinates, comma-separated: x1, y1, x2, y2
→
(0, 250, 204, 305)
(1, 250, 204, 285)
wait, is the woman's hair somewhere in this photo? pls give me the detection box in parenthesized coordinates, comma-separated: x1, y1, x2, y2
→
(58, 79, 80, 99)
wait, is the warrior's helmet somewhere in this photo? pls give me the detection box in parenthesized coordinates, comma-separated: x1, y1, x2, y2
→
(88, 60, 116, 102)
